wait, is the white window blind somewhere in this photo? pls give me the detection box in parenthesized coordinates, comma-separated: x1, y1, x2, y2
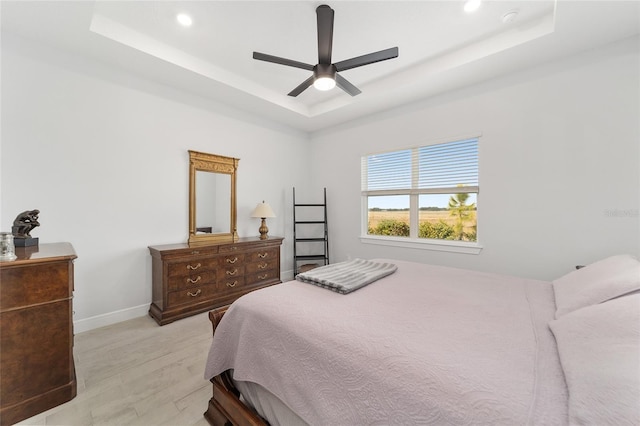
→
(363, 149, 413, 191)
(362, 138, 478, 193)
(419, 139, 478, 189)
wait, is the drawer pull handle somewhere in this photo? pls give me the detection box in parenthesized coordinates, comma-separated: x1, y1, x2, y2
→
(226, 281, 238, 288)
(187, 263, 201, 270)
(258, 252, 268, 258)
(226, 257, 238, 264)
(258, 262, 268, 269)
(187, 276, 201, 284)
(187, 289, 202, 297)
(226, 268, 238, 276)
(191, 251, 200, 255)
(258, 274, 267, 280)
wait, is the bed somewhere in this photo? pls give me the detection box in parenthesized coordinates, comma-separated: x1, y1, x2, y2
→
(203, 256, 640, 425)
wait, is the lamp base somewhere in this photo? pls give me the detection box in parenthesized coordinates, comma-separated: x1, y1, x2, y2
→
(258, 218, 269, 240)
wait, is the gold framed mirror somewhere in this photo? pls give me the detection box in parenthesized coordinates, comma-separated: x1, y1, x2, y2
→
(188, 150, 239, 245)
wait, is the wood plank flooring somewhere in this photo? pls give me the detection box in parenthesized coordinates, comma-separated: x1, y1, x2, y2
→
(16, 312, 214, 426)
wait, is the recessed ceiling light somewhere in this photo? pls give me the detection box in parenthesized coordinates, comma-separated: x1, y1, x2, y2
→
(464, 0, 482, 13)
(176, 13, 193, 27)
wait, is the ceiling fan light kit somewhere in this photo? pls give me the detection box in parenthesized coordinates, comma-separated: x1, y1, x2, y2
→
(253, 4, 399, 97)
(313, 63, 337, 91)
(314, 77, 336, 91)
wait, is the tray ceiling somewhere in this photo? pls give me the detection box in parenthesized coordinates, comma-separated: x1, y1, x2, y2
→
(2, 1, 639, 133)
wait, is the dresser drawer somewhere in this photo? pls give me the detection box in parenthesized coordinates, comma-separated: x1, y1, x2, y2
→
(160, 246, 219, 261)
(1, 262, 72, 311)
(245, 259, 277, 275)
(247, 270, 279, 286)
(219, 253, 245, 266)
(167, 284, 218, 307)
(168, 257, 217, 278)
(217, 277, 246, 293)
(219, 244, 242, 254)
(167, 270, 217, 291)
(247, 248, 278, 262)
(217, 265, 245, 281)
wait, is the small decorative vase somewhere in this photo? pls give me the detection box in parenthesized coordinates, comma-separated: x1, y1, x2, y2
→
(0, 232, 17, 261)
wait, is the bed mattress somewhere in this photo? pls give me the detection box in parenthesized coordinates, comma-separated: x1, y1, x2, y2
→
(205, 259, 568, 425)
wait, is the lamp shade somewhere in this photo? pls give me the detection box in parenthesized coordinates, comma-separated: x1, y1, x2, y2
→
(251, 201, 276, 218)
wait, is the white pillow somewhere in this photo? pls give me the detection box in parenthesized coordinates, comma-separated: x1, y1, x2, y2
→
(549, 294, 640, 426)
(552, 254, 640, 318)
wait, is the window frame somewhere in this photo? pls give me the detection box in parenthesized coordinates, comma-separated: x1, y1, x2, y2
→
(361, 135, 482, 255)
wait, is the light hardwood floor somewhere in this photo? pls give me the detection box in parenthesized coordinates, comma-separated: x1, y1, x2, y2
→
(16, 312, 214, 426)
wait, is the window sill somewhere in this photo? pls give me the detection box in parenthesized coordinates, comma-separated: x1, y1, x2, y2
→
(359, 235, 483, 255)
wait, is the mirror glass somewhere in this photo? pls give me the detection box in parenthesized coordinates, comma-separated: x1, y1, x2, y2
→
(195, 171, 231, 233)
(189, 150, 238, 245)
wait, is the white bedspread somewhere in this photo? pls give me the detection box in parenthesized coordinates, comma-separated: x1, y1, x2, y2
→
(205, 259, 568, 425)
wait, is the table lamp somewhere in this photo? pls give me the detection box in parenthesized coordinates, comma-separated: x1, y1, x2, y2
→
(251, 201, 276, 239)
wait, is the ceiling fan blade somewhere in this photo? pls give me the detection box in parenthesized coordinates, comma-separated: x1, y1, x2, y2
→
(288, 75, 315, 97)
(316, 5, 334, 64)
(334, 47, 399, 72)
(335, 74, 361, 97)
(253, 52, 314, 71)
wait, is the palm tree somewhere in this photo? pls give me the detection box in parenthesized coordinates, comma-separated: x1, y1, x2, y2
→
(448, 192, 476, 241)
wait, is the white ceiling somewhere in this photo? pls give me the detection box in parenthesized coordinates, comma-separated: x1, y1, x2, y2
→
(2, 1, 639, 133)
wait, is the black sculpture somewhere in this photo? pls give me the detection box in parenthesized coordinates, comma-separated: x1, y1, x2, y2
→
(12, 209, 40, 239)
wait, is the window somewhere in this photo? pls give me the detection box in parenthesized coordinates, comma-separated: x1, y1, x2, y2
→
(361, 138, 479, 246)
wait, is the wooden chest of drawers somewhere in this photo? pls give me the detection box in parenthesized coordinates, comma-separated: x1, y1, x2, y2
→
(149, 237, 283, 325)
(0, 243, 77, 425)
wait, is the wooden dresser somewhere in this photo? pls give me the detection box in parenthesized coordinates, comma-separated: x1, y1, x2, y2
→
(0, 243, 77, 425)
(149, 237, 283, 325)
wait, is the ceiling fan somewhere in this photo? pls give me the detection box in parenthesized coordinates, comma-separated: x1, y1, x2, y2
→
(253, 4, 399, 97)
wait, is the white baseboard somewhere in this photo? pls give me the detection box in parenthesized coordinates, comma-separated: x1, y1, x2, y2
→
(282, 268, 295, 282)
(74, 270, 294, 334)
(74, 304, 149, 334)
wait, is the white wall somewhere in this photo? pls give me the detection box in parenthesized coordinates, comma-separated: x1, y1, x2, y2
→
(1, 35, 311, 332)
(3, 33, 638, 332)
(310, 36, 640, 281)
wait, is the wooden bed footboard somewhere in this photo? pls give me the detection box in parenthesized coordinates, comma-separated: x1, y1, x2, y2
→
(204, 307, 269, 426)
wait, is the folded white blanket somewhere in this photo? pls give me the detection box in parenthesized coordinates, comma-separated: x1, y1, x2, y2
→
(295, 258, 397, 294)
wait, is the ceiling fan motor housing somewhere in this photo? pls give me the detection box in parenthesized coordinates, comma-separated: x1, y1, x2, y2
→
(314, 63, 337, 81)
